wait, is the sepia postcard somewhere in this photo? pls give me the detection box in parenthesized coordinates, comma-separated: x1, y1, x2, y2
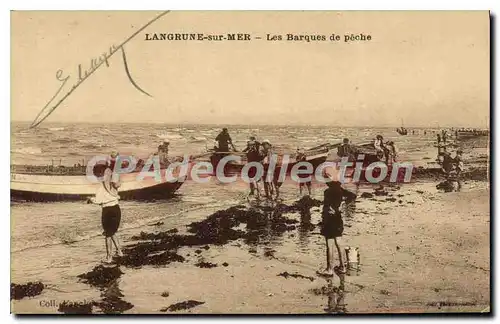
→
(10, 11, 490, 314)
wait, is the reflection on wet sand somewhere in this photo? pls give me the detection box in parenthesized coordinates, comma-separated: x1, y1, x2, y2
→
(311, 275, 347, 314)
(59, 265, 133, 314)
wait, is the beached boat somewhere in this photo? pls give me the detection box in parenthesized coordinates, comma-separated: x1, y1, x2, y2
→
(10, 165, 184, 202)
(204, 142, 410, 182)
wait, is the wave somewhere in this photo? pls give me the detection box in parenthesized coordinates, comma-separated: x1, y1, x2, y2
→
(98, 128, 112, 135)
(48, 127, 65, 131)
(11, 147, 42, 155)
(189, 136, 207, 142)
(52, 138, 77, 144)
(157, 133, 184, 140)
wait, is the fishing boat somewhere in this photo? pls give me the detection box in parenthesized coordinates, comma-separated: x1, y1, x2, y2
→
(396, 119, 408, 135)
(10, 164, 185, 202)
(203, 141, 411, 183)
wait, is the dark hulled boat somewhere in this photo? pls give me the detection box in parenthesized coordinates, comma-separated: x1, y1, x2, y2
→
(206, 142, 412, 183)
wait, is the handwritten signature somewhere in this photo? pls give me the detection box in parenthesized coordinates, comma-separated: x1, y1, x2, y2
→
(30, 11, 171, 129)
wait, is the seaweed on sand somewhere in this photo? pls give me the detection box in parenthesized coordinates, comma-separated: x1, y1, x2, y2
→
(122, 199, 317, 268)
(10, 282, 44, 300)
(77, 265, 123, 289)
(278, 271, 315, 282)
(58, 301, 94, 314)
(160, 300, 205, 312)
(195, 261, 217, 268)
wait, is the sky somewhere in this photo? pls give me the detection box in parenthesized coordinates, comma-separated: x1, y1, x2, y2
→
(11, 11, 490, 128)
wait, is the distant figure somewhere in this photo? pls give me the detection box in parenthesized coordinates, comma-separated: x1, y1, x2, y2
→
(424, 130, 427, 135)
(385, 141, 397, 164)
(442, 130, 448, 143)
(215, 128, 236, 153)
(157, 140, 170, 165)
(454, 149, 464, 177)
(437, 133, 443, 157)
(296, 148, 312, 196)
(412, 130, 415, 135)
(88, 153, 123, 264)
(318, 180, 356, 277)
(244, 138, 262, 198)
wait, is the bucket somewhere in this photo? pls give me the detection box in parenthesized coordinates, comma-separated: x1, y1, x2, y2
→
(345, 247, 360, 276)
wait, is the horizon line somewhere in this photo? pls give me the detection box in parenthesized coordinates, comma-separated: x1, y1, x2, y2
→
(10, 119, 490, 129)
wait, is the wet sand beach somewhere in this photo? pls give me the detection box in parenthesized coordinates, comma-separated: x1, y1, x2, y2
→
(11, 178, 490, 314)
(10, 123, 490, 314)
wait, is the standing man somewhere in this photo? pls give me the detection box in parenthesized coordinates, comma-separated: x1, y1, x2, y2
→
(318, 179, 356, 277)
(261, 140, 282, 199)
(243, 138, 262, 198)
(337, 138, 354, 159)
(158, 140, 170, 166)
(296, 148, 312, 196)
(385, 141, 397, 165)
(374, 135, 388, 161)
(215, 128, 236, 153)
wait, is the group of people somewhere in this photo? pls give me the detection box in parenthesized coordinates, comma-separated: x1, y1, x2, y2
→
(88, 129, 394, 274)
(215, 128, 313, 199)
(242, 136, 281, 200)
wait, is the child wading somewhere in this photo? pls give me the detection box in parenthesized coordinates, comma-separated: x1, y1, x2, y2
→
(318, 180, 356, 276)
(89, 153, 123, 264)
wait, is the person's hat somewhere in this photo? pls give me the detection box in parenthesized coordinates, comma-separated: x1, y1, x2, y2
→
(110, 151, 119, 159)
(343, 138, 349, 143)
(262, 139, 271, 145)
(249, 136, 256, 141)
(223, 127, 228, 132)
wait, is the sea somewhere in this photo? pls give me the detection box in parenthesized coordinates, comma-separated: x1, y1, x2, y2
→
(10, 122, 488, 282)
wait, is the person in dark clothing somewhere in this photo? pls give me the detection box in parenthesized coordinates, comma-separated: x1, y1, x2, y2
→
(242, 136, 260, 153)
(215, 128, 236, 153)
(337, 138, 356, 160)
(442, 151, 454, 175)
(244, 138, 262, 198)
(454, 149, 464, 176)
(157, 140, 170, 165)
(318, 180, 356, 277)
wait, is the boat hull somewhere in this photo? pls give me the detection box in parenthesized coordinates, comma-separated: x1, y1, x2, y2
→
(208, 152, 412, 183)
(10, 170, 184, 202)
